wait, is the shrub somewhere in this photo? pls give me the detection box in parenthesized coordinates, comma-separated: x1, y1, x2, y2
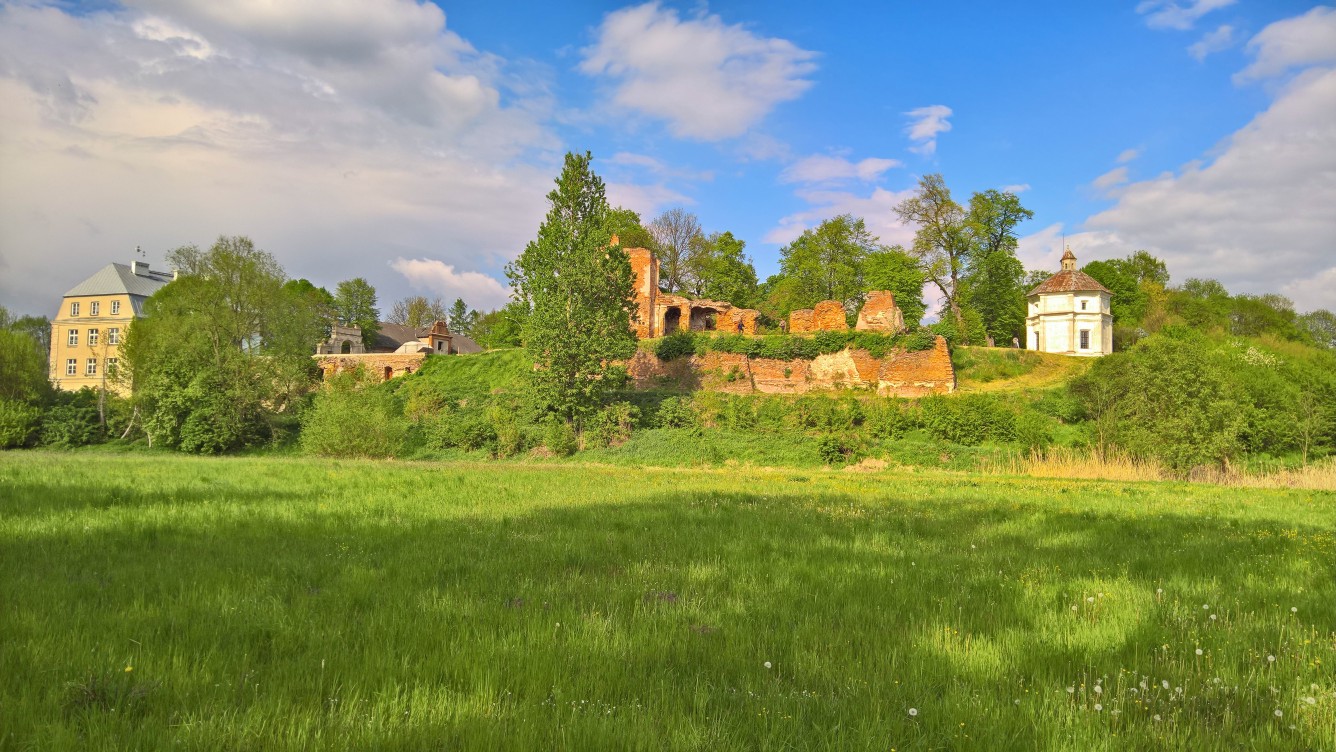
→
(299, 372, 406, 458)
(920, 394, 1015, 445)
(543, 419, 577, 456)
(655, 332, 697, 361)
(1013, 410, 1053, 452)
(585, 402, 640, 449)
(0, 398, 40, 448)
(865, 399, 913, 438)
(653, 396, 696, 429)
(488, 405, 526, 458)
(38, 389, 104, 448)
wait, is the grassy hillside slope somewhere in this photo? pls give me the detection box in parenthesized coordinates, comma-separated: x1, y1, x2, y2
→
(2, 453, 1332, 750)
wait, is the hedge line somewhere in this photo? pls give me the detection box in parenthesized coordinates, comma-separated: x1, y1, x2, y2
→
(654, 329, 937, 362)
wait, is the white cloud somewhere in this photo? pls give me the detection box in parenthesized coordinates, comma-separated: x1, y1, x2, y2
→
(1092, 166, 1130, 191)
(1116, 148, 1142, 163)
(764, 186, 918, 248)
(1188, 24, 1235, 61)
(1282, 266, 1336, 312)
(905, 105, 952, 156)
(606, 151, 713, 181)
(1136, 0, 1235, 31)
(0, 2, 556, 316)
(389, 258, 511, 311)
(1235, 6, 1336, 82)
(780, 154, 901, 184)
(1078, 54, 1336, 311)
(604, 181, 693, 217)
(1001, 183, 1031, 194)
(579, 2, 817, 140)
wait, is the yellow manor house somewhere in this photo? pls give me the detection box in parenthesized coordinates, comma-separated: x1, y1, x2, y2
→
(48, 260, 174, 393)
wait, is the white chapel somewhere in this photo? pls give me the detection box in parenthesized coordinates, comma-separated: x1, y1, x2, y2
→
(1025, 248, 1113, 356)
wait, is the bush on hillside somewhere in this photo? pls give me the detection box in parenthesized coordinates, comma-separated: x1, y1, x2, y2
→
(584, 402, 640, 449)
(300, 370, 406, 458)
(0, 398, 40, 449)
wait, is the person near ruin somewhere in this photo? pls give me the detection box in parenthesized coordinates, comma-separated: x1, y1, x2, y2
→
(1012, 335, 1020, 349)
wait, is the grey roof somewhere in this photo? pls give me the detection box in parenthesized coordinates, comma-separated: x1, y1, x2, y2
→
(372, 322, 426, 351)
(451, 335, 482, 354)
(64, 263, 174, 298)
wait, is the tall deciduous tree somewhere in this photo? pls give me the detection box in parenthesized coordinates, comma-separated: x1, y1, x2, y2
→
(686, 231, 758, 306)
(334, 277, 379, 348)
(895, 174, 973, 336)
(506, 152, 636, 422)
(777, 214, 878, 311)
(649, 207, 703, 293)
(389, 295, 448, 330)
(122, 236, 325, 453)
(864, 247, 928, 328)
(607, 206, 656, 250)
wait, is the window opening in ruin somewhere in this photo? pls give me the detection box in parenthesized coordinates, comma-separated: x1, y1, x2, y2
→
(1080, 329, 1090, 349)
(664, 307, 681, 333)
(341, 340, 352, 354)
(689, 307, 717, 332)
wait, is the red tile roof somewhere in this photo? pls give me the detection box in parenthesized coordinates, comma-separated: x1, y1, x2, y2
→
(1027, 269, 1112, 296)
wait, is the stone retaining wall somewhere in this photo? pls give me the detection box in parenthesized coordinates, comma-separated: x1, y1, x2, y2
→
(313, 353, 428, 381)
(627, 335, 954, 397)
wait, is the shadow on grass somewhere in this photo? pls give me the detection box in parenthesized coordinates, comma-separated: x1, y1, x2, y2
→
(2, 475, 1332, 750)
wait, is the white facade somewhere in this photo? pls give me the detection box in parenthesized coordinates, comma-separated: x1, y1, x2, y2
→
(1026, 291, 1112, 356)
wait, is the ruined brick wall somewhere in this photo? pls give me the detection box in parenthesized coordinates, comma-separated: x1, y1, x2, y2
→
(720, 308, 759, 335)
(627, 336, 954, 397)
(790, 300, 848, 333)
(856, 291, 905, 333)
(627, 246, 658, 338)
(313, 353, 429, 381)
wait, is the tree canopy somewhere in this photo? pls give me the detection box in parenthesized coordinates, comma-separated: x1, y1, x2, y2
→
(777, 214, 879, 312)
(506, 152, 636, 422)
(389, 295, 448, 330)
(687, 231, 758, 307)
(121, 236, 325, 452)
(649, 208, 702, 294)
(863, 247, 927, 328)
(334, 278, 379, 347)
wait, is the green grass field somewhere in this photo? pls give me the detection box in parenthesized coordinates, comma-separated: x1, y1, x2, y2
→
(2, 452, 1333, 750)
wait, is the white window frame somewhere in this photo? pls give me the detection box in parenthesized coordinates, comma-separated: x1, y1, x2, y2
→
(86, 358, 97, 376)
(106, 357, 118, 375)
(88, 328, 99, 347)
(1079, 329, 1091, 350)
(70, 302, 80, 316)
(111, 300, 121, 315)
(68, 329, 78, 347)
(66, 359, 77, 376)
(108, 328, 120, 345)
(90, 301, 100, 316)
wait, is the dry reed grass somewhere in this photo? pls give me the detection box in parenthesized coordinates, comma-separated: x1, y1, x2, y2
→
(988, 447, 1336, 491)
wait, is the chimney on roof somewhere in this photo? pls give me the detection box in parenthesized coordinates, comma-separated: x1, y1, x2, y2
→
(132, 260, 150, 276)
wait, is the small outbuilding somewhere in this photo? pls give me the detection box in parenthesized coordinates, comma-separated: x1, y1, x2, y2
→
(1025, 249, 1112, 356)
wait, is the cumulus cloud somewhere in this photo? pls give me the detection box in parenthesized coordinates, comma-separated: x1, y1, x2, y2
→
(905, 105, 952, 156)
(579, 2, 817, 140)
(0, 1, 555, 316)
(1001, 183, 1031, 194)
(1117, 148, 1142, 163)
(1073, 25, 1336, 312)
(389, 258, 511, 311)
(1188, 24, 1235, 61)
(1092, 166, 1130, 192)
(763, 186, 918, 248)
(1235, 6, 1336, 82)
(1136, 0, 1235, 31)
(779, 154, 901, 184)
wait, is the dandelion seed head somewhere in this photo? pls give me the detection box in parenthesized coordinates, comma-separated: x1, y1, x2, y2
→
(908, 708, 918, 717)
(764, 661, 772, 669)
(1162, 680, 1170, 689)
(1094, 703, 1103, 711)
(1153, 714, 1162, 721)
(1067, 686, 1075, 694)
(1305, 697, 1316, 705)
(1267, 655, 1276, 663)
(1210, 614, 1217, 621)
(1275, 709, 1283, 717)
(1094, 685, 1102, 694)
(1196, 648, 1203, 656)
(1291, 607, 1298, 613)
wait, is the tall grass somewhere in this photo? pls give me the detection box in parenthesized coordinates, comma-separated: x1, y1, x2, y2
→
(988, 447, 1336, 491)
(2, 452, 1332, 750)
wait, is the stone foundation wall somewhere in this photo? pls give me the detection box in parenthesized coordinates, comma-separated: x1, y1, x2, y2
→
(789, 299, 850, 333)
(627, 335, 955, 397)
(313, 353, 428, 381)
(856, 291, 905, 333)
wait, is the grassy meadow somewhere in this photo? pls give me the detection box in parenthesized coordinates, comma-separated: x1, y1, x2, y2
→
(1, 452, 1333, 750)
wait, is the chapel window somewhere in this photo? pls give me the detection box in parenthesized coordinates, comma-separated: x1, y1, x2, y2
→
(1080, 329, 1091, 350)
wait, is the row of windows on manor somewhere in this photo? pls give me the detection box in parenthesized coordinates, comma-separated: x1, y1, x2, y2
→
(67, 301, 122, 317)
(63, 357, 116, 377)
(1034, 329, 1095, 350)
(65, 328, 121, 347)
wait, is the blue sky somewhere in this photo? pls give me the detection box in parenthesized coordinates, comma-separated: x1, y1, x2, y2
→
(1, 1, 1334, 317)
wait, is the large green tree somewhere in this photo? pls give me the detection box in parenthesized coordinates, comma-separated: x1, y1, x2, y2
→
(334, 277, 380, 348)
(777, 214, 878, 311)
(686, 231, 758, 307)
(863, 247, 927, 328)
(894, 174, 974, 336)
(121, 236, 325, 453)
(506, 152, 636, 422)
(962, 189, 1032, 343)
(606, 206, 655, 250)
